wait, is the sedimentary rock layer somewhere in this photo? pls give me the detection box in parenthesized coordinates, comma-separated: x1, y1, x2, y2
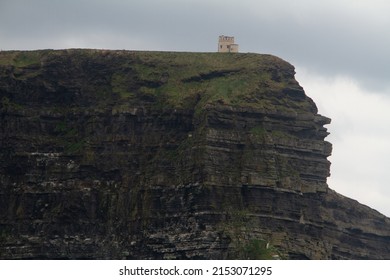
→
(0, 50, 389, 259)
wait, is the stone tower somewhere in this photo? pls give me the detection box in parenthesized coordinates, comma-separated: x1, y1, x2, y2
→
(218, 35, 239, 53)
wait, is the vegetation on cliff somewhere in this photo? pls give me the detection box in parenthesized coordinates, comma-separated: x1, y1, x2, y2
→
(1, 49, 389, 260)
(0, 49, 314, 115)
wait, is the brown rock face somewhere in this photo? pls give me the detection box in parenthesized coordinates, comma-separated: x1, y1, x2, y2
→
(0, 50, 389, 259)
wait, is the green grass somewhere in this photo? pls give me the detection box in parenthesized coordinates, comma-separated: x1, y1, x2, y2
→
(125, 52, 286, 112)
(0, 51, 42, 67)
(250, 125, 267, 143)
(0, 49, 311, 115)
(243, 239, 277, 260)
(111, 72, 135, 98)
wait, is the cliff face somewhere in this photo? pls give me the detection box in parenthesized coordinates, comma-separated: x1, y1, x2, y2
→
(0, 50, 389, 259)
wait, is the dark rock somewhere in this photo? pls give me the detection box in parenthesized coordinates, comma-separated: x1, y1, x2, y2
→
(0, 49, 389, 259)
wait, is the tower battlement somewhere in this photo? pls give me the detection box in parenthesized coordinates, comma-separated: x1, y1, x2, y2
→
(218, 35, 239, 53)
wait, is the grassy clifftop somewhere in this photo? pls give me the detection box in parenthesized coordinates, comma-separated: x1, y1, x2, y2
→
(0, 49, 315, 115)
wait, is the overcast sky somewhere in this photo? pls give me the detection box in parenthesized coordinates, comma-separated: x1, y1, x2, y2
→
(1, 0, 390, 216)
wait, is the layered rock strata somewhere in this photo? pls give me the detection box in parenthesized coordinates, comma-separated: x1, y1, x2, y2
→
(0, 50, 389, 259)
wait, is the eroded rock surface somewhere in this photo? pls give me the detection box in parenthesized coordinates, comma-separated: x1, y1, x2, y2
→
(0, 50, 389, 259)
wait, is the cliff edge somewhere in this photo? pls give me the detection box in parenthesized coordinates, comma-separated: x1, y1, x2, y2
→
(1, 50, 389, 259)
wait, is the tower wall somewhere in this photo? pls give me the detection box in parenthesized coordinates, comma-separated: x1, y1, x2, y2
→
(218, 36, 238, 53)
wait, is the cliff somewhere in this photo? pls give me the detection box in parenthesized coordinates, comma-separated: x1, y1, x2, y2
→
(0, 49, 389, 259)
